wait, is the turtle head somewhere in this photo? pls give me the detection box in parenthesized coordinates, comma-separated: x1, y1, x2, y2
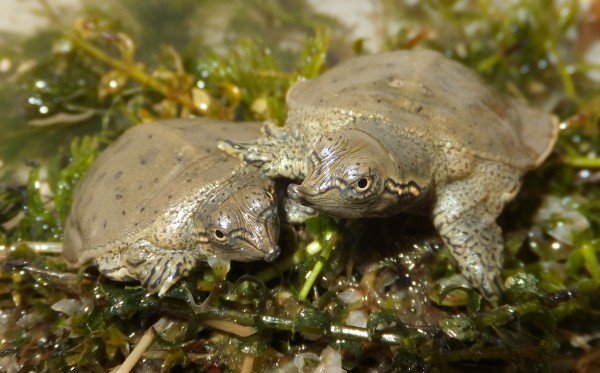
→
(288, 129, 428, 218)
(206, 184, 280, 262)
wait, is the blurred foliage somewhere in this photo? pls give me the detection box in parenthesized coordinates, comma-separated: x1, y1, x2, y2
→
(1, 0, 600, 372)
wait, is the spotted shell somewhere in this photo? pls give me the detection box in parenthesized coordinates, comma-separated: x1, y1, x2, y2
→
(286, 49, 558, 169)
(63, 118, 280, 293)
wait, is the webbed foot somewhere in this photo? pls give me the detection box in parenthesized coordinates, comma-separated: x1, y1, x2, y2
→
(283, 196, 318, 224)
(218, 139, 275, 166)
(218, 123, 306, 179)
(434, 204, 505, 302)
(98, 244, 198, 296)
(433, 165, 523, 302)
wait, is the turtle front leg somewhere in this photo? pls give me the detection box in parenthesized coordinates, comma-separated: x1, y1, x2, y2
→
(98, 242, 198, 296)
(283, 196, 318, 223)
(432, 163, 522, 302)
(218, 122, 307, 180)
(434, 200, 505, 302)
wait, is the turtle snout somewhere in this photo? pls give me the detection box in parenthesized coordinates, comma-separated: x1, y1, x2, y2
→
(264, 245, 281, 262)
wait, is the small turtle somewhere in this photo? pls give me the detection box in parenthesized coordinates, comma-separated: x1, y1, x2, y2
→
(220, 50, 559, 300)
(63, 119, 281, 295)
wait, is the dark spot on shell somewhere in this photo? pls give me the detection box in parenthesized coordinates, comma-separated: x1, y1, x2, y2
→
(114, 170, 123, 179)
(92, 215, 97, 221)
(134, 222, 139, 226)
(168, 194, 173, 199)
(148, 134, 153, 139)
(138, 185, 143, 190)
(140, 207, 146, 212)
(186, 178, 192, 183)
(416, 106, 423, 113)
(154, 210, 159, 214)
(115, 194, 123, 200)
(154, 177, 159, 183)
(103, 220, 107, 229)
(122, 210, 126, 216)
(140, 158, 148, 165)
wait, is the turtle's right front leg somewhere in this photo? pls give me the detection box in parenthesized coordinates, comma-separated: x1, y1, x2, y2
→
(433, 200, 505, 303)
(99, 242, 198, 296)
(432, 159, 523, 303)
(218, 123, 307, 180)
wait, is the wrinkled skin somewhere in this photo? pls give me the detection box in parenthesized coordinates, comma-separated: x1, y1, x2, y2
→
(287, 129, 430, 218)
(220, 50, 558, 301)
(205, 185, 280, 263)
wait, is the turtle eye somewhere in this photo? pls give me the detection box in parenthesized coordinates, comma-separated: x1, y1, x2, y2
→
(212, 228, 228, 242)
(353, 177, 372, 193)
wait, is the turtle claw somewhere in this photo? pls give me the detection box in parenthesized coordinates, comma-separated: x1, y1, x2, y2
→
(218, 140, 274, 165)
(261, 122, 288, 139)
(101, 244, 197, 297)
(218, 125, 307, 179)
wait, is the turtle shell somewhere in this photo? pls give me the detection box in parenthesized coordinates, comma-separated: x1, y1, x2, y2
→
(286, 49, 558, 170)
(63, 119, 266, 265)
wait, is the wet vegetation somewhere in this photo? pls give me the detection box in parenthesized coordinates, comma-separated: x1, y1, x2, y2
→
(1, 0, 600, 371)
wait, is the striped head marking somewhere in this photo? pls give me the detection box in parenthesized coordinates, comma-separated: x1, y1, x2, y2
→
(205, 185, 280, 262)
(288, 129, 425, 218)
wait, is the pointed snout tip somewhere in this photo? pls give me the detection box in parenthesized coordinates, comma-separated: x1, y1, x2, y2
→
(264, 245, 281, 262)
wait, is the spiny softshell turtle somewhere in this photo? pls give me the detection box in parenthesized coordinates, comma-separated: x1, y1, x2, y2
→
(64, 119, 281, 295)
(220, 49, 559, 300)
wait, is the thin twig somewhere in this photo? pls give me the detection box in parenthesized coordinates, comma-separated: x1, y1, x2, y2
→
(240, 355, 254, 373)
(113, 317, 171, 373)
(203, 319, 257, 337)
(563, 156, 600, 168)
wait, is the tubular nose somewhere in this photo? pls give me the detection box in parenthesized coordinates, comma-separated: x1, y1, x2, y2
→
(264, 246, 281, 262)
(287, 183, 303, 201)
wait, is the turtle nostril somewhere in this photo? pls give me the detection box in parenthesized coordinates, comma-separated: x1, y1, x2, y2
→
(264, 246, 281, 262)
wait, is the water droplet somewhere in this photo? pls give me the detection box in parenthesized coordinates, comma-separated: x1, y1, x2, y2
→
(28, 97, 42, 105)
(579, 169, 591, 179)
(537, 59, 548, 69)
